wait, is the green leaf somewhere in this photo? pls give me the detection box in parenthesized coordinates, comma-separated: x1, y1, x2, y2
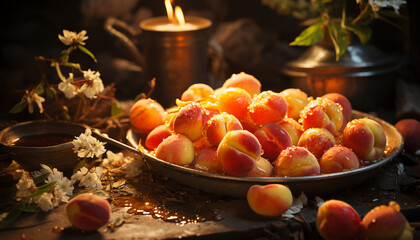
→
(18, 204, 41, 213)
(134, 93, 146, 102)
(111, 100, 124, 119)
(25, 181, 56, 199)
(9, 101, 28, 114)
(35, 83, 45, 95)
(33, 173, 50, 185)
(0, 206, 22, 225)
(77, 45, 97, 62)
(45, 87, 58, 100)
(290, 21, 324, 46)
(327, 21, 349, 60)
(73, 159, 86, 175)
(345, 24, 372, 45)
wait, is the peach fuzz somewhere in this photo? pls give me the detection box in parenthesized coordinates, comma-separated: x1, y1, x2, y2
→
(247, 157, 274, 177)
(279, 118, 304, 146)
(248, 91, 288, 126)
(247, 184, 293, 217)
(274, 146, 320, 177)
(343, 118, 386, 161)
(155, 134, 195, 166)
(300, 97, 344, 136)
(216, 87, 252, 120)
(145, 125, 172, 150)
(217, 130, 261, 176)
(395, 118, 420, 154)
(173, 102, 208, 142)
(362, 201, 411, 240)
(254, 123, 292, 161)
(180, 83, 214, 102)
(222, 72, 261, 97)
(316, 199, 362, 240)
(298, 128, 336, 159)
(129, 98, 165, 133)
(322, 93, 353, 125)
(193, 146, 221, 173)
(320, 146, 360, 174)
(206, 113, 243, 146)
(66, 193, 111, 231)
(279, 88, 309, 120)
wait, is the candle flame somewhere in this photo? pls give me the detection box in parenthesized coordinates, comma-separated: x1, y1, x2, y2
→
(164, 0, 185, 25)
(164, 0, 174, 23)
(174, 6, 185, 25)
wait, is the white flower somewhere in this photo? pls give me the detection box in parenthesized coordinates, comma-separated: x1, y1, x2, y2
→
(15, 171, 35, 198)
(123, 156, 143, 178)
(282, 192, 308, 219)
(37, 192, 54, 211)
(369, 0, 406, 13)
(46, 168, 64, 183)
(52, 187, 69, 204)
(56, 177, 74, 196)
(71, 167, 89, 184)
(78, 69, 104, 99)
(25, 90, 45, 114)
(72, 128, 106, 158)
(315, 196, 325, 208)
(58, 30, 88, 46)
(58, 73, 77, 99)
(102, 151, 128, 167)
(32, 164, 52, 178)
(79, 172, 102, 190)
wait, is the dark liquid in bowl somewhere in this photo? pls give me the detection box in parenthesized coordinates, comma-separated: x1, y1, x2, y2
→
(12, 133, 75, 147)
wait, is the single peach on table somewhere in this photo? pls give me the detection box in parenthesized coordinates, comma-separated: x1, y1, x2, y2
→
(193, 146, 221, 173)
(173, 102, 209, 142)
(216, 87, 252, 120)
(343, 118, 386, 161)
(180, 83, 214, 102)
(395, 118, 420, 154)
(222, 72, 261, 97)
(145, 125, 172, 150)
(247, 184, 293, 217)
(130, 98, 165, 133)
(320, 146, 360, 174)
(66, 193, 111, 231)
(279, 88, 309, 120)
(316, 199, 362, 240)
(217, 130, 261, 176)
(322, 93, 353, 126)
(247, 157, 274, 177)
(279, 118, 304, 146)
(155, 134, 195, 166)
(206, 113, 243, 146)
(248, 91, 288, 126)
(254, 123, 292, 162)
(298, 128, 336, 159)
(362, 201, 412, 240)
(274, 146, 320, 177)
(300, 97, 344, 136)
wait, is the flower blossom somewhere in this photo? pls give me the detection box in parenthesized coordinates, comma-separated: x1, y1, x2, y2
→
(25, 90, 45, 114)
(369, 0, 406, 13)
(77, 167, 104, 191)
(72, 128, 106, 158)
(78, 69, 104, 99)
(37, 192, 54, 211)
(58, 73, 77, 99)
(15, 171, 36, 198)
(58, 30, 88, 46)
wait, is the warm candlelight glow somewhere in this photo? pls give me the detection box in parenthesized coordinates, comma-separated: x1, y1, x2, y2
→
(165, 0, 186, 25)
(164, 0, 175, 23)
(174, 6, 185, 25)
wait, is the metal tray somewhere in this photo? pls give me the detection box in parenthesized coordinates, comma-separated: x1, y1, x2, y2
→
(126, 110, 403, 198)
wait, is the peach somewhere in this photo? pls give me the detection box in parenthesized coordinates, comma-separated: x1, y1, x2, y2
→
(254, 123, 292, 161)
(395, 119, 420, 154)
(145, 125, 172, 150)
(173, 102, 209, 142)
(362, 201, 411, 240)
(279, 88, 309, 120)
(247, 157, 274, 177)
(300, 97, 344, 136)
(248, 91, 288, 126)
(247, 184, 293, 217)
(298, 128, 336, 159)
(279, 118, 304, 146)
(316, 199, 362, 240)
(217, 130, 261, 176)
(223, 72, 261, 97)
(206, 113, 243, 146)
(343, 118, 386, 161)
(66, 193, 111, 231)
(274, 146, 320, 177)
(129, 98, 165, 133)
(320, 146, 360, 174)
(193, 146, 221, 173)
(155, 134, 195, 166)
(180, 83, 214, 102)
(322, 93, 353, 126)
(216, 87, 252, 120)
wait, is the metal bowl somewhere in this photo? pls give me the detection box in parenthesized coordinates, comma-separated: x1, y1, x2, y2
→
(127, 110, 403, 198)
(0, 120, 86, 172)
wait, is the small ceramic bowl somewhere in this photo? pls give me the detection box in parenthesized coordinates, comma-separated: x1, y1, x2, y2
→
(0, 120, 87, 172)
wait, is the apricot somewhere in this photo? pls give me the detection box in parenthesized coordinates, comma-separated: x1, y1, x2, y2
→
(247, 157, 274, 177)
(248, 91, 288, 126)
(217, 130, 261, 176)
(129, 98, 165, 133)
(343, 118, 386, 161)
(316, 199, 362, 240)
(279, 118, 304, 146)
(254, 123, 292, 161)
(180, 83, 214, 102)
(216, 87, 252, 120)
(145, 125, 172, 150)
(66, 193, 111, 231)
(322, 93, 352, 126)
(155, 134, 195, 166)
(300, 97, 344, 136)
(274, 146, 320, 177)
(362, 201, 412, 240)
(206, 113, 243, 146)
(193, 146, 221, 173)
(173, 102, 208, 142)
(320, 146, 360, 174)
(223, 72, 261, 97)
(298, 128, 336, 159)
(279, 88, 309, 120)
(395, 118, 420, 154)
(247, 184, 293, 217)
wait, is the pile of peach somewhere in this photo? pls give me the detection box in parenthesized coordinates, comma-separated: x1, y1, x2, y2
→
(130, 72, 388, 177)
